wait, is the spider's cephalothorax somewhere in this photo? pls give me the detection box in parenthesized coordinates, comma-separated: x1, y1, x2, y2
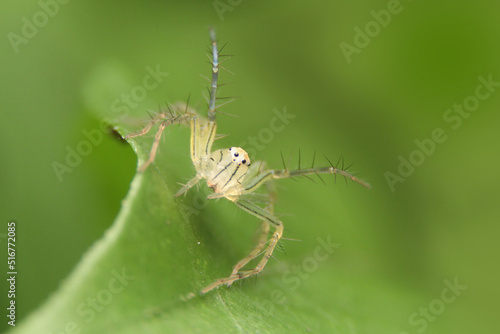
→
(205, 147, 251, 198)
(124, 28, 370, 295)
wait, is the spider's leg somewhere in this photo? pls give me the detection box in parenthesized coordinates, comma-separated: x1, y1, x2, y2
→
(229, 219, 270, 277)
(208, 27, 219, 122)
(201, 199, 283, 294)
(190, 115, 216, 166)
(241, 164, 370, 193)
(229, 179, 276, 277)
(136, 113, 194, 172)
(137, 120, 168, 172)
(124, 111, 171, 139)
(175, 175, 202, 197)
(125, 104, 194, 172)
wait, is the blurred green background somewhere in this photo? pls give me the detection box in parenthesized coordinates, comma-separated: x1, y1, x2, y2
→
(1, 0, 499, 333)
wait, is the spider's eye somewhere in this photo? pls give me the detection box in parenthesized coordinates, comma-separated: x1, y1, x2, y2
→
(229, 147, 232, 151)
(234, 152, 239, 157)
(242, 160, 246, 164)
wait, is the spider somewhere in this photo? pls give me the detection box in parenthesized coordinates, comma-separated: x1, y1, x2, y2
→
(124, 28, 370, 295)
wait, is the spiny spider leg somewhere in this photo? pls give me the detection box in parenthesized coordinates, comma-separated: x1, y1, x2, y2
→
(208, 27, 218, 122)
(229, 219, 270, 278)
(124, 111, 170, 139)
(246, 165, 370, 191)
(228, 175, 276, 278)
(125, 109, 192, 172)
(139, 121, 167, 173)
(201, 199, 283, 294)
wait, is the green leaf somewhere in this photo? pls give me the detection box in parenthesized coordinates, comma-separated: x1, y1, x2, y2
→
(11, 62, 426, 334)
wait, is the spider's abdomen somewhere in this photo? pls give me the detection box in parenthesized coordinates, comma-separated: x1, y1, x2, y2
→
(206, 147, 251, 196)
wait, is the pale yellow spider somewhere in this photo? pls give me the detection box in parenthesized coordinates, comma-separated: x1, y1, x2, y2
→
(124, 28, 370, 295)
